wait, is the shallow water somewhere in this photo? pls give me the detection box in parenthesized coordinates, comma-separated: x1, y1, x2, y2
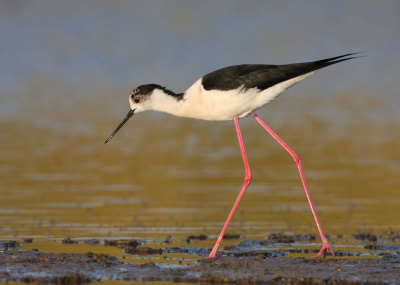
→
(1, 91, 400, 257)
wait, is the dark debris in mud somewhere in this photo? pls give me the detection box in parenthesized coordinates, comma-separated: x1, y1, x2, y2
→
(0, 240, 19, 248)
(353, 233, 378, 242)
(125, 246, 162, 255)
(62, 237, 78, 244)
(267, 233, 316, 244)
(57, 237, 148, 249)
(185, 234, 208, 243)
(83, 239, 100, 245)
(104, 239, 143, 248)
(222, 234, 241, 240)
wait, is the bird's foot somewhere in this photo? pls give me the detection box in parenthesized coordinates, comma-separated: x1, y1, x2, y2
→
(311, 240, 335, 258)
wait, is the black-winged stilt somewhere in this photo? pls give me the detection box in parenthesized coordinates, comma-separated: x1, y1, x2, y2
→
(105, 53, 360, 258)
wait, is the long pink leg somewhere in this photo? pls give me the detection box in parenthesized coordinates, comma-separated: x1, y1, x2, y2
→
(253, 113, 334, 258)
(208, 116, 252, 258)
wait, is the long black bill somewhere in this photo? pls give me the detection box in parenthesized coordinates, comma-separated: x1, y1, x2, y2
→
(104, 109, 135, 144)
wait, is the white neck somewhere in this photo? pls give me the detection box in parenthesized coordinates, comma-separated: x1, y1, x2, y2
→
(149, 89, 186, 116)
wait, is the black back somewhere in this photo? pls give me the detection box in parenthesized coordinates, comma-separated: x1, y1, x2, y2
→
(202, 53, 360, 91)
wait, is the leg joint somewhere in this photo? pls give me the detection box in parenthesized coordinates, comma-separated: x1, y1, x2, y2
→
(245, 172, 252, 183)
(292, 153, 301, 164)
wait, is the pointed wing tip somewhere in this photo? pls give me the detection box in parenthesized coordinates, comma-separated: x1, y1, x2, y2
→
(320, 52, 365, 67)
(343, 51, 366, 59)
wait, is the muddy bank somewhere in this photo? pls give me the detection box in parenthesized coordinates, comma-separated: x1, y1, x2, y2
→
(1, 232, 400, 284)
(1, 247, 399, 284)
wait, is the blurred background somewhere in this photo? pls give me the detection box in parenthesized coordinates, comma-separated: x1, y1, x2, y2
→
(1, 1, 399, 246)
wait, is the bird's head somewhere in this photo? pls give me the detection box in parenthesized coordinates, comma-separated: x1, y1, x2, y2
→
(104, 84, 173, 144)
(128, 84, 164, 113)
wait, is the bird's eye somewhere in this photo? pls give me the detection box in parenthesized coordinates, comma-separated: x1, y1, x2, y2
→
(134, 97, 140, 103)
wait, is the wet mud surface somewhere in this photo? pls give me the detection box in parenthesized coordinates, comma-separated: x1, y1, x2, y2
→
(1, 233, 400, 284)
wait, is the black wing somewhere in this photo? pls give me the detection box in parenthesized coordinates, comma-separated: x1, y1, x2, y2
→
(201, 53, 361, 91)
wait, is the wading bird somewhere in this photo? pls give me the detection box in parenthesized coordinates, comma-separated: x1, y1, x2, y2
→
(105, 53, 360, 258)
